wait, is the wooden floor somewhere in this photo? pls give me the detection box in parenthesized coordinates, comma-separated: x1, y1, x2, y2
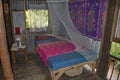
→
(0, 53, 103, 80)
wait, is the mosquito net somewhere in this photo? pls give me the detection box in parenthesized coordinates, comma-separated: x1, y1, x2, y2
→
(47, 0, 106, 54)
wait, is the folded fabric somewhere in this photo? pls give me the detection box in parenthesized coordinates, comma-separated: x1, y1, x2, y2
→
(48, 51, 87, 70)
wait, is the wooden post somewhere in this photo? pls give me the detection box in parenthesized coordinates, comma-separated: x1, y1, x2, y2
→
(96, 0, 117, 79)
(2, 0, 14, 52)
(0, 0, 14, 80)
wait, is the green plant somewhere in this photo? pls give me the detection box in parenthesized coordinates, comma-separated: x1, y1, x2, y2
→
(110, 42, 120, 70)
(115, 55, 120, 70)
(110, 42, 120, 56)
(116, 61, 120, 70)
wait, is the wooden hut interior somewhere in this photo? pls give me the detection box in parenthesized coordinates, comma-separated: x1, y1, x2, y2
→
(0, 0, 120, 80)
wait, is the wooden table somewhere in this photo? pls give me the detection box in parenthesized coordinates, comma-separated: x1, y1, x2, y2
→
(11, 43, 27, 64)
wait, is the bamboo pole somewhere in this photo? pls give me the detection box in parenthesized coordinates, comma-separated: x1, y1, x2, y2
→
(0, 0, 14, 80)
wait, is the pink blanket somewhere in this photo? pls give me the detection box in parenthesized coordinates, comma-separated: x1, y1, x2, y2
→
(36, 40, 75, 65)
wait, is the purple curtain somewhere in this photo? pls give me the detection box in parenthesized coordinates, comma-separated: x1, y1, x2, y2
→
(69, 0, 106, 40)
(97, 0, 106, 39)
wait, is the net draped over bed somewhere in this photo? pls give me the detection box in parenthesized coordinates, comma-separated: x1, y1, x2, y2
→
(46, 0, 107, 54)
(34, 1, 107, 79)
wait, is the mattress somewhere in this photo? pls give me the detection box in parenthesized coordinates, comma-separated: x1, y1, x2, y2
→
(48, 51, 87, 70)
(37, 40, 76, 65)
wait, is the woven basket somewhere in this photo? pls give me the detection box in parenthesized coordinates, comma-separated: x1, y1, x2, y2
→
(65, 67, 83, 77)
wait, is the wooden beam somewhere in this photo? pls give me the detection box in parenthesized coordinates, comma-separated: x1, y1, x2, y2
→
(2, 0, 14, 52)
(0, 0, 14, 80)
(96, 0, 117, 79)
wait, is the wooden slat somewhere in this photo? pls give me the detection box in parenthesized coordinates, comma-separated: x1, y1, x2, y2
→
(55, 71, 65, 80)
(53, 66, 72, 73)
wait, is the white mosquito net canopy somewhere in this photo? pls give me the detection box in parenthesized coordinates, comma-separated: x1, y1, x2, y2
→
(47, 0, 101, 54)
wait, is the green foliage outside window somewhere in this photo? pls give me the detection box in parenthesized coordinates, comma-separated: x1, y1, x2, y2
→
(26, 11, 30, 29)
(26, 10, 48, 29)
(110, 42, 120, 56)
(110, 42, 120, 70)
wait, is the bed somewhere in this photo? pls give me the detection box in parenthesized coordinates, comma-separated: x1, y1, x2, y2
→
(35, 37, 97, 80)
(48, 50, 97, 80)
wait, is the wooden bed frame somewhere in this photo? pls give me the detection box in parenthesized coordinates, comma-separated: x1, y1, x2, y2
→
(49, 61, 96, 80)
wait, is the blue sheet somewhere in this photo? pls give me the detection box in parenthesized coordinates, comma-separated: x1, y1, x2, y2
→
(48, 51, 87, 70)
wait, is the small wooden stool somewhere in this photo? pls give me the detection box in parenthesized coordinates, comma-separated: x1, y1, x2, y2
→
(11, 43, 27, 64)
